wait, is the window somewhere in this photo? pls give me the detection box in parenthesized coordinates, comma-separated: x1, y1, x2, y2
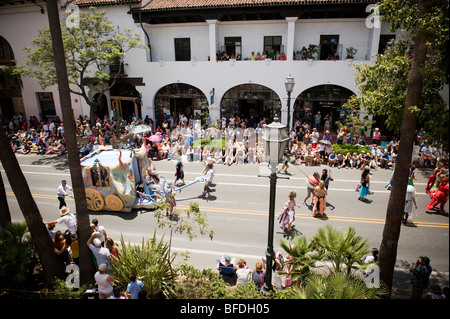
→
(37, 92, 56, 121)
(264, 36, 282, 56)
(378, 35, 396, 54)
(319, 35, 339, 60)
(225, 37, 242, 57)
(174, 38, 191, 61)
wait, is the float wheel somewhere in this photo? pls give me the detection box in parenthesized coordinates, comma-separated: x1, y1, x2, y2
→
(85, 189, 104, 211)
(105, 194, 124, 211)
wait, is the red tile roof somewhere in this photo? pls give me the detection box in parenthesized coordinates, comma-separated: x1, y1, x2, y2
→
(141, 0, 375, 11)
(64, 0, 140, 7)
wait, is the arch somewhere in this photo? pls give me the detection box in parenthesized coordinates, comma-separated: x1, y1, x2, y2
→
(293, 84, 356, 132)
(92, 93, 108, 120)
(220, 83, 281, 124)
(154, 83, 209, 125)
(0, 36, 23, 120)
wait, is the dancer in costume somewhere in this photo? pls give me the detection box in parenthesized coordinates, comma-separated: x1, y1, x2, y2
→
(312, 181, 327, 217)
(426, 177, 448, 213)
(358, 167, 371, 201)
(277, 191, 297, 232)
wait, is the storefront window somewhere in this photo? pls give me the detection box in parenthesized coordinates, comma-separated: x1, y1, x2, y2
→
(220, 84, 281, 124)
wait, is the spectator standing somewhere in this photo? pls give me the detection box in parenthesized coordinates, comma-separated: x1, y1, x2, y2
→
(126, 274, 145, 299)
(95, 263, 114, 299)
(87, 232, 111, 268)
(409, 256, 432, 299)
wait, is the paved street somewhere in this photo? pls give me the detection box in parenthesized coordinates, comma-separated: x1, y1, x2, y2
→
(1, 154, 448, 297)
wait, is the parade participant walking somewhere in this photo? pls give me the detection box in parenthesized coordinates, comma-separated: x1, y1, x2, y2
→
(56, 180, 73, 209)
(426, 176, 449, 213)
(312, 181, 327, 217)
(277, 191, 297, 232)
(174, 157, 185, 186)
(202, 163, 215, 198)
(358, 167, 371, 201)
(304, 172, 320, 204)
(402, 181, 417, 224)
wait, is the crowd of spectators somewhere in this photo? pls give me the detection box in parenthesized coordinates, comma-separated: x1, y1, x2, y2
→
(2, 111, 447, 170)
(216, 48, 287, 61)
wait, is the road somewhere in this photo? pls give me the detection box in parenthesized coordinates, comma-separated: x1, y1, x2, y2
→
(1, 154, 448, 297)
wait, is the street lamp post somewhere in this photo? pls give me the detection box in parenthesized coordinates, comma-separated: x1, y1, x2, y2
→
(260, 117, 289, 293)
(284, 74, 295, 133)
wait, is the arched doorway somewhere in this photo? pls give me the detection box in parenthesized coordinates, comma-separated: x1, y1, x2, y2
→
(0, 36, 24, 121)
(220, 84, 281, 125)
(92, 93, 108, 120)
(154, 83, 209, 125)
(293, 85, 355, 132)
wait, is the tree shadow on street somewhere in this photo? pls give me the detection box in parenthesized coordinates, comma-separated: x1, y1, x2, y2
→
(31, 155, 69, 171)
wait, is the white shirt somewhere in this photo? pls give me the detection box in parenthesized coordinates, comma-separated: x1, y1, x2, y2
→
(94, 271, 113, 295)
(57, 184, 72, 197)
(236, 268, 251, 285)
(204, 169, 215, 182)
(57, 212, 77, 234)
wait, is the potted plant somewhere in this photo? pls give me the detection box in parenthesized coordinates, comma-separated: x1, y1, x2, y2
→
(345, 47, 357, 63)
(306, 44, 319, 61)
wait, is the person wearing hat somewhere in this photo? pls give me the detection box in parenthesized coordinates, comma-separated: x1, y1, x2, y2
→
(43, 206, 77, 236)
(57, 180, 73, 209)
(43, 206, 79, 264)
(87, 231, 111, 268)
(217, 254, 237, 285)
(95, 263, 114, 299)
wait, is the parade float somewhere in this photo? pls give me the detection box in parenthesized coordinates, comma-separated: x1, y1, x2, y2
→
(80, 126, 203, 212)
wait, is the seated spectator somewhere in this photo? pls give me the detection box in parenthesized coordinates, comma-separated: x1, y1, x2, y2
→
(252, 262, 266, 290)
(236, 259, 252, 286)
(217, 255, 237, 285)
(328, 151, 338, 167)
(379, 150, 391, 169)
(421, 143, 432, 165)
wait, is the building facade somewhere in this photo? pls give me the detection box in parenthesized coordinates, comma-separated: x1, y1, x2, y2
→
(2, 0, 440, 133)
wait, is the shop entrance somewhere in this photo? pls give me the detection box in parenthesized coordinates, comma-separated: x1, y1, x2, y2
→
(154, 83, 209, 126)
(221, 84, 281, 125)
(294, 85, 355, 132)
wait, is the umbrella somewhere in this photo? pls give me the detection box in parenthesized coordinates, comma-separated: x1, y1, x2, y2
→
(148, 134, 162, 142)
(128, 124, 153, 135)
(319, 139, 332, 145)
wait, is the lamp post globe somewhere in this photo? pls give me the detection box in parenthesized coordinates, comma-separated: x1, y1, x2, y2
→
(284, 74, 295, 132)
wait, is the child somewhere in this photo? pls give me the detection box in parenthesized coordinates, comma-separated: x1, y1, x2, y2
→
(277, 191, 297, 232)
(174, 157, 185, 185)
(202, 163, 215, 198)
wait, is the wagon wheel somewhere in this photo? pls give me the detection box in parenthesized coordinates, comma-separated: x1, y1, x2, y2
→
(85, 189, 104, 211)
(105, 194, 124, 212)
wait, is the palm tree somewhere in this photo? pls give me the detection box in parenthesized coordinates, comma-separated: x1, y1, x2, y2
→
(285, 272, 389, 299)
(310, 225, 370, 275)
(0, 121, 65, 284)
(46, 0, 93, 284)
(280, 236, 317, 287)
(0, 222, 36, 287)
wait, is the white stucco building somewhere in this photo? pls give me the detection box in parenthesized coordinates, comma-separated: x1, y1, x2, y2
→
(2, 0, 433, 133)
